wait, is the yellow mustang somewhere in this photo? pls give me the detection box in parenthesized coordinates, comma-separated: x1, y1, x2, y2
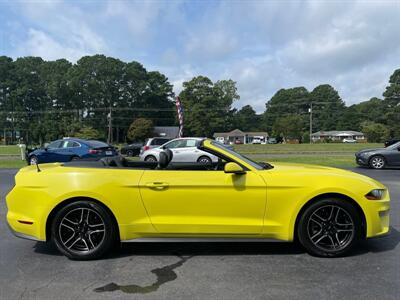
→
(6, 139, 390, 260)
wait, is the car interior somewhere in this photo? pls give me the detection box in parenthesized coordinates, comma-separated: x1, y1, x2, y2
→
(63, 148, 232, 171)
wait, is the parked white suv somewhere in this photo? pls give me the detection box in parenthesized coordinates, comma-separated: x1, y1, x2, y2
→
(139, 137, 218, 163)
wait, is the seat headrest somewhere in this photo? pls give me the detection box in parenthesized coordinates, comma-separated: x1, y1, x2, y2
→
(100, 155, 126, 167)
(157, 151, 169, 169)
(164, 148, 173, 163)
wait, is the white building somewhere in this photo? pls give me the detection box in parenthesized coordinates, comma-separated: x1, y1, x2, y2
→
(311, 130, 365, 142)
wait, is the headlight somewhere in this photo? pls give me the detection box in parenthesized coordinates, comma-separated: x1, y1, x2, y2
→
(365, 189, 385, 200)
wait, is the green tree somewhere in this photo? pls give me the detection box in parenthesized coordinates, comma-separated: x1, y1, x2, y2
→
(272, 115, 304, 141)
(179, 76, 239, 137)
(74, 126, 102, 140)
(383, 68, 400, 108)
(127, 118, 154, 141)
(310, 84, 345, 131)
(383, 68, 400, 137)
(361, 121, 389, 143)
(264, 87, 310, 132)
(233, 105, 260, 131)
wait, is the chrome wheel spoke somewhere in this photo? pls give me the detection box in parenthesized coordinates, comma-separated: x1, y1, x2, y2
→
(59, 207, 106, 253)
(307, 204, 355, 252)
(310, 213, 326, 226)
(66, 236, 81, 249)
(63, 217, 78, 227)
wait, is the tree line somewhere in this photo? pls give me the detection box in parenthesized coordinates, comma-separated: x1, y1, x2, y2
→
(0, 54, 399, 145)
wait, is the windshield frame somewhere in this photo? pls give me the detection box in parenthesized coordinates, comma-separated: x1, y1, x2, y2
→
(387, 141, 400, 150)
(209, 141, 266, 170)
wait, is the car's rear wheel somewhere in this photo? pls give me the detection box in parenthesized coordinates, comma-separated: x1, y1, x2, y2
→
(145, 155, 157, 162)
(369, 155, 386, 169)
(297, 199, 362, 257)
(126, 150, 134, 157)
(197, 156, 212, 164)
(71, 156, 80, 161)
(51, 201, 117, 260)
(29, 155, 38, 165)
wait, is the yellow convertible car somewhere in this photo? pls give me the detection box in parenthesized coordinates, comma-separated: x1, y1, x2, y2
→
(6, 139, 390, 260)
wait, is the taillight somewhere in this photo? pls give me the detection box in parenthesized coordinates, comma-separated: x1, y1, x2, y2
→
(143, 146, 150, 151)
(89, 149, 100, 154)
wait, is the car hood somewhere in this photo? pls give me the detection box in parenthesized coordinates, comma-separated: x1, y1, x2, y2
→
(260, 162, 385, 188)
(356, 148, 384, 155)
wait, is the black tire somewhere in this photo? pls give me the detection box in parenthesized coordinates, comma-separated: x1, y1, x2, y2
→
(71, 156, 80, 161)
(197, 156, 212, 164)
(51, 200, 118, 260)
(369, 155, 386, 169)
(297, 198, 362, 257)
(126, 150, 134, 157)
(145, 155, 157, 162)
(29, 155, 38, 165)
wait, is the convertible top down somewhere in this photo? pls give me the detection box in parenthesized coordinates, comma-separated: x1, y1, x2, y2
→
(6, 139, 390, 259)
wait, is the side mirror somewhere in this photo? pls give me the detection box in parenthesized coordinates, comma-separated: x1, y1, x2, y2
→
(224, 162, 246, 175)
(44, 148, 48, 151)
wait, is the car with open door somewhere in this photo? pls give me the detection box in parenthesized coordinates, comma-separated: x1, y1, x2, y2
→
(7, 139, 390, 260)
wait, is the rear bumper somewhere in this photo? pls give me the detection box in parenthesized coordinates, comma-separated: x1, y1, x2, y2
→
(6, 221, 41, 241)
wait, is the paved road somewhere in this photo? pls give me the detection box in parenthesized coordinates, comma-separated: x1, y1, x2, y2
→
(0, 167, 399, 299)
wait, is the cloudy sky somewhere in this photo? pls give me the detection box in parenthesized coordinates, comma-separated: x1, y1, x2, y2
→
(1, 0, 399, 112)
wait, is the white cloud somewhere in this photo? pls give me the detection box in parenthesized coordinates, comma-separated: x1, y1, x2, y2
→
(19, 28, 87, 61)
(3, 0, 400, 112)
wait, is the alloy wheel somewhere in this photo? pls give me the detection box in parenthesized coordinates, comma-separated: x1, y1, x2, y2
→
(307, 205, 354, 252)
(370, 157, 385, 169)
(30, 157, 38, 165)
(198, 157, 211, 164)
(58, 208, 106, 253)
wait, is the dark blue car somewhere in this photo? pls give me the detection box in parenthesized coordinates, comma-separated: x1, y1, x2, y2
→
(27, 138, 118, 165)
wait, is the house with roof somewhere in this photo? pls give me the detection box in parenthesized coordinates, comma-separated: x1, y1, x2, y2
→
(213, 129, 269, 144)
(311, 130, 365, 142)
(153, 126, 179, 138)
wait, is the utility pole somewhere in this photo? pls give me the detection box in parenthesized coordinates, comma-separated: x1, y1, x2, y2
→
(107, 105, 112, 144)
(309, 103, 313, 144)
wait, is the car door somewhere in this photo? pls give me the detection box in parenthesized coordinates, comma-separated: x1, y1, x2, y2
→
(385, 145, 400, 166)
(163, 140, 189, 162)
(43, 140, 64, 162)
(56, 141, 79, 162)
(138, 167, 267, 235)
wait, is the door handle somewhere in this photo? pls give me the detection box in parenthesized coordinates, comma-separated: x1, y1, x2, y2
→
(145, 182, 169, 190)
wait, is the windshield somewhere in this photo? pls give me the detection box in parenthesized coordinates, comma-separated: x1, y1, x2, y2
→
(387, 141, 400, 150)
(210, 141, 266, 170)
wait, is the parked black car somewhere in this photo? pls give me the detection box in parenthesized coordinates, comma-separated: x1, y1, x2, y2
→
(355, 141, 400, 169)
(384, 138, 400, 147)
(120, 142, 143, 157)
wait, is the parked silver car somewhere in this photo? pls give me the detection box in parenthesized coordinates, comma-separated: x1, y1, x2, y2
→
(139, 137, 218, 163)
(140, 137, 172, 155)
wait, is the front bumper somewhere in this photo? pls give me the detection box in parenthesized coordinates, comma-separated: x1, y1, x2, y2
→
(355, 155, 369, 166)
(364, 192, 390, 238)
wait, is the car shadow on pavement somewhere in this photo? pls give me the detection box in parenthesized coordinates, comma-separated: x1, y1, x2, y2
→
(33, 226, 399, 259)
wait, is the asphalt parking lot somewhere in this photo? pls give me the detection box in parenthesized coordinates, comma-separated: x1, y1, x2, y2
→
(0, 167, 399, 300)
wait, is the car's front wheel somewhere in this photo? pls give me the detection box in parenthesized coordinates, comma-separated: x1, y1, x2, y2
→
(51, 201, 117, 260)
(126, 150, 134, 157)
(369, 155, 386, 169)
(297, 199, 362, 257)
